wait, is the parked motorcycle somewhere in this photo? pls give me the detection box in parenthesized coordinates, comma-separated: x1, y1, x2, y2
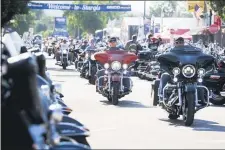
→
(151, 46, 214, 126)
(94, 50, 137, 105)
(203, 58, 225, 105)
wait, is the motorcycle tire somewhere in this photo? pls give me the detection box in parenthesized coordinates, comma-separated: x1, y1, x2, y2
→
(63, 63, 67, 70)
(107, 96, 112, 102)
(48, 52, 51, 56)
(210, 97, 225, 105)
(112, 82, 120, 105)
(89, 66, 97, 85)
(183, 92, 195, 126)
(151, 79, 160, 106)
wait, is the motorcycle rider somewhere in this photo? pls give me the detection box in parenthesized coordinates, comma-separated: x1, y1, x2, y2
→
(55, 39, 73, 64)
(125, 35, 142, 54)
(80, 40, 89, 50)
(69, 39, 75, 63)
(80, 39, 97, 75)
(96, 37, 131, 92)
(158, 37, 206, 105)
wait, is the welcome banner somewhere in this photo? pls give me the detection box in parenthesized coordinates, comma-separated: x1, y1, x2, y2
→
(27, 2, 131, 11)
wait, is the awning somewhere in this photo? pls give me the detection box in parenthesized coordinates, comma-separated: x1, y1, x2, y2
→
(170, 29, 190, 35)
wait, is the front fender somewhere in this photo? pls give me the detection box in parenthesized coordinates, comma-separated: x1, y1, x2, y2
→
(184, 84, 196, 93)
(56, 122, 89, 137)
(62, 115, 86, 128)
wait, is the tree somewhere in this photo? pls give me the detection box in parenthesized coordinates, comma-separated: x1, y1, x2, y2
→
(2, 0, 30, 27)
(11, 11, 36, 35)
(149, 1, 193, 18)
(209, 0, 225, 20)
(64, 0, 123, 35)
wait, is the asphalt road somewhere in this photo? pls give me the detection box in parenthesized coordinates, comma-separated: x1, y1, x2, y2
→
(46, 54, 225, 149)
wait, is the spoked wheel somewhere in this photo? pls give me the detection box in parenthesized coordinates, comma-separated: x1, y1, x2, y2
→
(183, 92, 195, 126)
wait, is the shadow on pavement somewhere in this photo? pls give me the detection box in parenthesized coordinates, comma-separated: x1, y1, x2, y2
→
(100, 100, 151, 108)
(210, 105, 225, 108)
(159, 118, 225, 132)
(51, 74, 80, 78)
(47, 67, 75, 72)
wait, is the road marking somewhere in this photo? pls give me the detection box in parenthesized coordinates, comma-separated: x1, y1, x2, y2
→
(91, 127, 117, 132)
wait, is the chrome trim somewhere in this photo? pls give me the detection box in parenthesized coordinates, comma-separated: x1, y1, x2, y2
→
(182, 64, 196, 78)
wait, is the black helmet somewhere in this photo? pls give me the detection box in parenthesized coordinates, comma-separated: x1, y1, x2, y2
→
(132, 35, 137, 40)
(175, 37, 184, 43)
(108, 37, 117, 43)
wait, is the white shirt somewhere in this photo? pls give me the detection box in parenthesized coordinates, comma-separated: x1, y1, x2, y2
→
(60, 43, 69, 50)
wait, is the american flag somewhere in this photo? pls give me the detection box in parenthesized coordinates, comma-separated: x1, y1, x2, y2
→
(194, 4, 202, 19)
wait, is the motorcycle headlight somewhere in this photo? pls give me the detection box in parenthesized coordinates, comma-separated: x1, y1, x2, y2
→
(172, 67, 180, 76)
(198, 68, 205, 76)
(104, 63, 110, 69)
(91, 54, 95, 60)
(111, 61, 121, 71)
(122, 64, 128, 69)
(182, 65, 196, 78)
(62, 50, 67, 54)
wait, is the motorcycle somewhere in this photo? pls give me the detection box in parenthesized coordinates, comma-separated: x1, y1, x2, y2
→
(94, 50, 137, 105)
(203, 58, 225, 105)
(136, 43, 158, 79)
(47, 43, 54, 56)
(60, 48, 69, 69)
(74, 49, 85, 71)
(34, 52, 91, 147)
(151, 46, 214, 126)
(80, 50, 99, 84)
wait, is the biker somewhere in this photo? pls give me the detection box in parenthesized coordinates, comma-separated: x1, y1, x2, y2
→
(158, 37, 185, 103)
(55, 39, 73, 64)
(80, 39, 97, 74)
(96, 37, 131, 92)
(125, 35, 138, 50)
(80, 40, 89, 50)
(69, 39, 75, 63)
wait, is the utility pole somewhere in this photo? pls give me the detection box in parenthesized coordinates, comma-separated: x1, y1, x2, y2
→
(144, 1, 146, 37)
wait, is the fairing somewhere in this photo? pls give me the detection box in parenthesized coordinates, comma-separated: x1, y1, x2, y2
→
(94, 50, 137, 64)
(158, 47, 214, 69)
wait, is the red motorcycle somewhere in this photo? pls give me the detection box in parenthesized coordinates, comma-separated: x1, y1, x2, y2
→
(94, 50, 137, 105)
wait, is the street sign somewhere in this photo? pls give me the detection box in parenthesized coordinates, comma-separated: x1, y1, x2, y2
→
(187, 1, 204, 12)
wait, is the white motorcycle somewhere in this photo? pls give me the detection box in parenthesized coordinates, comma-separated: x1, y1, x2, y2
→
(60, 48, 70, 69)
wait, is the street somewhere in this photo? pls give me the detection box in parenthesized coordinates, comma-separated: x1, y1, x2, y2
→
(46, 55, 225, 149)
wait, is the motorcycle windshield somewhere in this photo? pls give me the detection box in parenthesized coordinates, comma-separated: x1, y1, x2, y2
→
(94, 50, 137, 64)
(158, 45, 215, 68)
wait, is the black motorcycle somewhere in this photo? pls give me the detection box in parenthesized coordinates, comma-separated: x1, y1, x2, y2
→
(34, 52, 91, 147)
(136, 43, 158, 79)
(203, 58, 225, 105)
(151, 46, 214, 126)
(80, 50, 99, 85)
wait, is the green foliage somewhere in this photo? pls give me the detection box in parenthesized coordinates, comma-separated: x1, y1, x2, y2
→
(2, 0, 30, 27)
(35, 23, 48, 33)
(64, 0, 123, 34)
(149, 1, 193, 18)
(209, 0, 225, 20)
(42, 30, 53, 38)
(11, 11, 36, 35)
